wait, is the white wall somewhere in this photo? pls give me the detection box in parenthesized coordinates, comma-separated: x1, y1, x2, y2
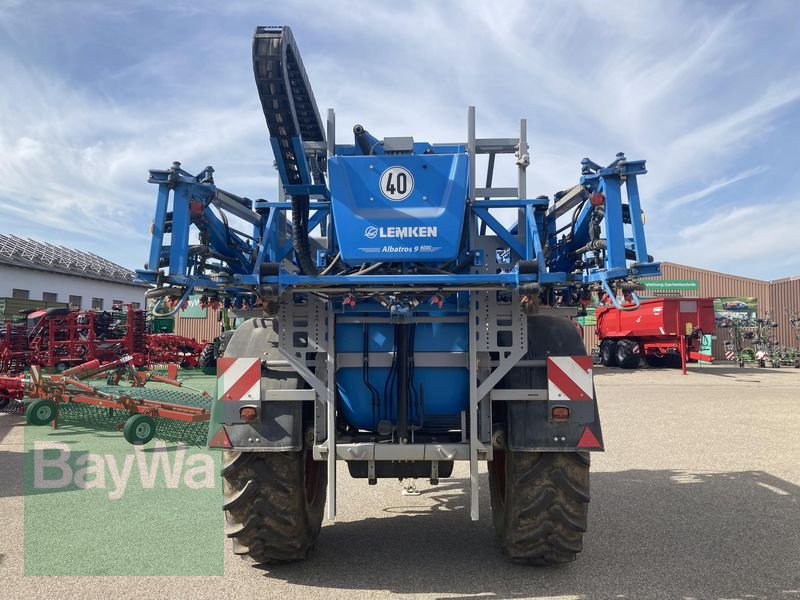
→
(0, 264, 145, 309)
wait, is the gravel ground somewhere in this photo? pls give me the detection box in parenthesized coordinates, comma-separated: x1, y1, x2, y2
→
(1, 363, 799, 599)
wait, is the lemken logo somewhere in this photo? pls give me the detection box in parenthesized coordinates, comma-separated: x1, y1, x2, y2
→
(363, 226, 438, 239)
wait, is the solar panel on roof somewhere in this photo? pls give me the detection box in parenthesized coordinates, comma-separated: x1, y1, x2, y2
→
(0, 234, 135, 283)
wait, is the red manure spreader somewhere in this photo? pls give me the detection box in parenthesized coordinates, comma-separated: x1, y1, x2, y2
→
(596, 297, 715, 372)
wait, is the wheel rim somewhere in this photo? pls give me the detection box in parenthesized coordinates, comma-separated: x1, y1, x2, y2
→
(36, 405, 52, 421)
(135, 421, 152, 439)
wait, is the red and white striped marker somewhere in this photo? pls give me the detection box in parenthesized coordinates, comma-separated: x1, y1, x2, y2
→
(547, 356, 593, 401)
(725, 350, 735, 360)
(217, 357, 261, 401)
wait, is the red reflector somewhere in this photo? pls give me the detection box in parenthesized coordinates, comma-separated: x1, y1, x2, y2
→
(589, 192, 605, 206)
(577, 426, 602, 449)
(208, 426, 232, 449)
(551, 406, 570, 421)
(239, 407, 258, 422)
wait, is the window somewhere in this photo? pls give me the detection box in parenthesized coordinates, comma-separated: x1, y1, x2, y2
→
(112, 299, 123, 311)
(131, 302, 141, 309)
(42, 292, 58, 302)
(69, 295, 82, 309)
(91, 298, 104, 310)
(12, 288, 29, 300)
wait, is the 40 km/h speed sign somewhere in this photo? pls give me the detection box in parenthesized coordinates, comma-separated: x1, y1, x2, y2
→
(379, 166, 414, 201)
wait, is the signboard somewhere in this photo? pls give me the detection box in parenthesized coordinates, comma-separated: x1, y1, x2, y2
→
(699, 334, 713, 364)
(180, 295, 207, 319)
(713, 297, 758, 325)
(640, 279, 699, 291)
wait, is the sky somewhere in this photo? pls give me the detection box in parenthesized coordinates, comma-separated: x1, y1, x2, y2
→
(0, 0, 799, 280)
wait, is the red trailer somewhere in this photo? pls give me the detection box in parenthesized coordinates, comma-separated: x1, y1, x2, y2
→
(596, 297, 715, 372)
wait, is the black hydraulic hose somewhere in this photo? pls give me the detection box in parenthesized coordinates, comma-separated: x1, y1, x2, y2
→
(291, 195, 318, 275)
(362, 325, 382, 423)
(396, 323, 409, 442)
(384, 325, 399, 421)
(408, 324, 418, 424)
(353, 125, 374, 156)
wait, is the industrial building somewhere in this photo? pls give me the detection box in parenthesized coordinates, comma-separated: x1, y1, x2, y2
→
(0, 235, 145, 319)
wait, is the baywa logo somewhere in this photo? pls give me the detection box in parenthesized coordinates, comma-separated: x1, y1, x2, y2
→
(363, 225, 438, 239)
(32, 440, 215, 499)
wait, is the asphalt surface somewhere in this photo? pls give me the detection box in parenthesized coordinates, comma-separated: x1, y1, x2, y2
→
(1, 363, 799, 599)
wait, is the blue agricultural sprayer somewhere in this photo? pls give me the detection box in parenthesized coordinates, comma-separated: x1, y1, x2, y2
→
(136, 26, 660, 565)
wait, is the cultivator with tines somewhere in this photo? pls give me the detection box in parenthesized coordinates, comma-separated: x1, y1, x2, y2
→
(24, 360, 212, 445)
(146, 334, 206, 369)
(0, 305, 207, 376)
(0, 374, 24, 412)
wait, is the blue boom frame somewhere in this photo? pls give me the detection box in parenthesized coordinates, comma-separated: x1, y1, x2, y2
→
(137, 149, 659, 308)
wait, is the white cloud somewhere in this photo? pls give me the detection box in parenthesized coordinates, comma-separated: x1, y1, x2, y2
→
(659, 198, 800, 278)
(667, 166, 768, 210)
(0, 1, 798, 279)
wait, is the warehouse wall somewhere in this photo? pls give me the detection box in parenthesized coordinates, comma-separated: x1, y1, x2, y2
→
(770, 277, 800, 350)
(173, 305, 223, 343)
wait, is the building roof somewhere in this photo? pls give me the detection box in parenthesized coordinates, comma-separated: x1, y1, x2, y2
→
(0, 234, 141, 286)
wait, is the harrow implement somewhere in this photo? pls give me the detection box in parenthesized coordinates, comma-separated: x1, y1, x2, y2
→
(24, 360, 212, 445)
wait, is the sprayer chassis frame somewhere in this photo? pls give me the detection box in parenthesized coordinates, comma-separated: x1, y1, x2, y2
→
(266, 289, 528, 521)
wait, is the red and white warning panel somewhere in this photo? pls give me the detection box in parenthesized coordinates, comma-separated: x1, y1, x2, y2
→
(217, 357, 261, 401)
(547, 356, 593, 401)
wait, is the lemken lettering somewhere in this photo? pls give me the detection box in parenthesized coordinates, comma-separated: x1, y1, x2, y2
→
(378, 226, 437, 239)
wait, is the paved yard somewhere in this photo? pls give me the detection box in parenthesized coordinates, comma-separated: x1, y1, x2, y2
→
(1, 363, 799, 599)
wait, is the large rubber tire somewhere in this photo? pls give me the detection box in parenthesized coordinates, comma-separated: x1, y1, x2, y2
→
(615, 339, 640, 369)
(599, 340, 617, 367)
(197, 343, 216, 371)
(490, 315, 593, 565)
(489, 450, 590, 564)
(646, 354, 681, 368)
(220, 318, 326, 565)
(223, 448, 326, 563)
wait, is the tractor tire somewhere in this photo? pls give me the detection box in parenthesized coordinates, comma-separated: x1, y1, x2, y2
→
(490, 315, 592, 565)
(489, 450, 590, 564)
(197, 343, 215, 369)
(615, 339, 640, 369)
(220, 317, 326, 565)
(599, 340, 617, 367)
(222, 448, 326, 563)
(644, 354, 666, 368)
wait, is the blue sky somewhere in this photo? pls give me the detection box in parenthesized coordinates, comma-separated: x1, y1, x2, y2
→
(1, 0, 798, 280)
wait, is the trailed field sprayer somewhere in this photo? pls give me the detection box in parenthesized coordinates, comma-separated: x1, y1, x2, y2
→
(136, 26, 660, 565)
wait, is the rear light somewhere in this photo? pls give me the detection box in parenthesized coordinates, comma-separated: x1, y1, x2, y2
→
(551, 406, 570, 421)
(589, 192, 605, 206)
(239, 406, 258, 422)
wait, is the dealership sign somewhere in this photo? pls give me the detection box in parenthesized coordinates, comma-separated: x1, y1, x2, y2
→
(640, 279, 699, 291)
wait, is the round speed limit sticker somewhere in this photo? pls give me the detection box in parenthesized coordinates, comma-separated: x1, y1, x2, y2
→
(379, 166, 414, 201)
